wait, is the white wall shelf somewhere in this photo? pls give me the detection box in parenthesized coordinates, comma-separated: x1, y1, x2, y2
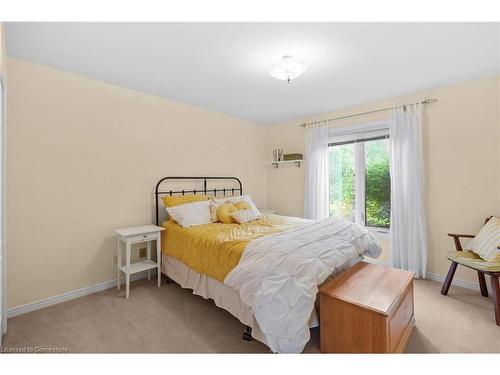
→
(271, 160, 304, 168)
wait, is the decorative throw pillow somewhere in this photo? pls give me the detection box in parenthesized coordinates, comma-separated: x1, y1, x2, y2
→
(226, 194, 261, 216)
(208, 198, 230, 222)
(466, 217, 500, 262)
(217, 202, 238, 224)
(165, 200, 211, 228)
(234, 201, 251, 211)
(231, 209, 262, 224)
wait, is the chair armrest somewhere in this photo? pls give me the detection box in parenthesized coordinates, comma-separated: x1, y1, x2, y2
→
(447, 233, 475, 252)
(447, 233, 475, 238)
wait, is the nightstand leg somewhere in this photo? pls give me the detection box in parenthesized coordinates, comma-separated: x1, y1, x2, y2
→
(147, 241, 151, 281)
(126, 241, 131, 299)
(157, 238, 161, 288)
(117, 237, 121, 290)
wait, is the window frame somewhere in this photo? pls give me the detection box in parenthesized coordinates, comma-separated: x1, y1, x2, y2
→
(328, 120, 391, 239)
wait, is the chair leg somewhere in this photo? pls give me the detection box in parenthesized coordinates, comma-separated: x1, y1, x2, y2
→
(478, 271, 488, 297)
(490, 276, 500, 326)
(441, 262, 458, 295)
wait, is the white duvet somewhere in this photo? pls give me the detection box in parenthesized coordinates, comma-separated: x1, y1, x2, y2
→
(224, 216, 381, 353)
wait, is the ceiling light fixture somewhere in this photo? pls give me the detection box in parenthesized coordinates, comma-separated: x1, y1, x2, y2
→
(269, 55, 307, 84)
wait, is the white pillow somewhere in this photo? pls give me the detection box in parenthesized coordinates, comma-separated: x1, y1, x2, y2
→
(226, 194, 261, 216)
(166, 200, 211, 228)
(231, 209, 262, 224)
(212, 198, 228, 204)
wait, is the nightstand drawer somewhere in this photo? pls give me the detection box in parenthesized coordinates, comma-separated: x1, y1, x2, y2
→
(127, 232, 159, 243)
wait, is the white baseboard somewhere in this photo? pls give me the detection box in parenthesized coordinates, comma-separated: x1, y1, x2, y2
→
(6, 270, 157, 318)
(6, 260, 493, 320)
(364, 257, 492, 295)
(425, 271, 493, 295)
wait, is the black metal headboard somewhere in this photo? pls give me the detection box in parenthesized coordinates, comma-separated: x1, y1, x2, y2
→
(154, 176, 243, 225)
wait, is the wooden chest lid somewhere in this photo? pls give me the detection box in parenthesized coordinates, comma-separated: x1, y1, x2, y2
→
(319, 262, 414, 316)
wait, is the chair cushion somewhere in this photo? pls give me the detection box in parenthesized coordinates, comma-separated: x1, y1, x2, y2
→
(446, 251, 500, 272)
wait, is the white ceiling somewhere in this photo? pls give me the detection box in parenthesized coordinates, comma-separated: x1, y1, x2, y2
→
(5, 22, 499, 124)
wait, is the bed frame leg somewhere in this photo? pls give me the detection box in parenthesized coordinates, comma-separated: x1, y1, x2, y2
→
(243, 325, 253, 341)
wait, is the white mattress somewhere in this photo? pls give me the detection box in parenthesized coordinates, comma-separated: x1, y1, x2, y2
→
(161, 252, 362, 349)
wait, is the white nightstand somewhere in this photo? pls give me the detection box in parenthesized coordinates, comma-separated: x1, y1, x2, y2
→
(114, 225, 165, 299)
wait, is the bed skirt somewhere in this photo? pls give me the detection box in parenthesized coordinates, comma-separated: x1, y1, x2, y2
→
(161, 253, 361, 349)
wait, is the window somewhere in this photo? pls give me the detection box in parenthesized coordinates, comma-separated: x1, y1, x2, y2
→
(328, 121, 391, 235)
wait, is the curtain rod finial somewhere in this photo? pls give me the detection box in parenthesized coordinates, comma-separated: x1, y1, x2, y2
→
(422, 98, 437, 104)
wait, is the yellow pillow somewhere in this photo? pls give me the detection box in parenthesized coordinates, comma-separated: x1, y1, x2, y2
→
(162, 195, 209, 221)
(234, 201, 251, 211)
(162, 195, 209, 207)
(217, 203, 237, 224)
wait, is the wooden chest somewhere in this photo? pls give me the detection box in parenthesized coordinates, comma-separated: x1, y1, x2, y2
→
(319, 262, 414, 353)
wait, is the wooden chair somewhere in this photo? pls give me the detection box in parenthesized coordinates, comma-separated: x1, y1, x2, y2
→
(441, 216, 500, 326)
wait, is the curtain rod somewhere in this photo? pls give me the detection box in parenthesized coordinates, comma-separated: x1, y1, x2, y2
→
(299, 98, 437, 128)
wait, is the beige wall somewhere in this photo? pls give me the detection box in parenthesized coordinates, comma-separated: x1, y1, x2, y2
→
(6, 58, 268, 309)
(5, 56, 499, 309)
(267, 75, 500, 283)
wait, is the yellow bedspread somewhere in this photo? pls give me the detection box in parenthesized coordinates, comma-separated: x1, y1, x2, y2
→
(161, 215, 310, 282)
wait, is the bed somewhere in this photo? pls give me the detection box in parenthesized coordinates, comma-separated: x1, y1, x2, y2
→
(155, 176, 381, 353)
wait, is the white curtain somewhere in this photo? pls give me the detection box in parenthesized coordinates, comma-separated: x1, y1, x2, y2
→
(304, 122, 329, 220)
(389, 103, 427, 278)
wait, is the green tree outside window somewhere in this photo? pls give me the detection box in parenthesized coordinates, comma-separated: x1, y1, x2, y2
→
(329, 138, 390, 229)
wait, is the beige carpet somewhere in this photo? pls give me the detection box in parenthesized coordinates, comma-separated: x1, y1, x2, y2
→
(2, 277, 499, 353)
